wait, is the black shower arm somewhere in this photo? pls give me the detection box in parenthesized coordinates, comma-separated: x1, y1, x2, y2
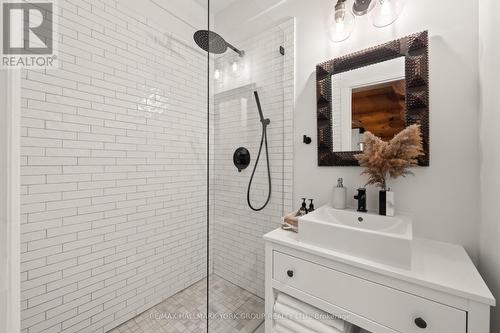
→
(227, 42, 245, 57)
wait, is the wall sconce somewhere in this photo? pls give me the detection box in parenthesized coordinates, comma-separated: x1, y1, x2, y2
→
(371, 0, 404, 27)
(353, 0, 375, 16)
(329, 0, 404, 42)
(328, 0, 355, 42)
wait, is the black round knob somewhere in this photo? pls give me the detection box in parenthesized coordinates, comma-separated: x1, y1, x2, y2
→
(287, 270, 294, 278)
(233, 147, 251, 172)
(414, 317, 427, 329)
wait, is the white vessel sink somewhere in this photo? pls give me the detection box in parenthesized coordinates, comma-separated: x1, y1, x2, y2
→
(299, 205, 413, 269)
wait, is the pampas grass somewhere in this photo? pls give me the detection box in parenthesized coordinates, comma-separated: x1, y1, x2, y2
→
(355, 124, 424, 190)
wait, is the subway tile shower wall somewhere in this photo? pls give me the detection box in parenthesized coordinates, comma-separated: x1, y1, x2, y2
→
(212, 19, 294, 299)
(20, 1, 208, 332)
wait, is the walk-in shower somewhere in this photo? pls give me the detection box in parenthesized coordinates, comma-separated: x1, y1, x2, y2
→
(194, 31, 273, 211)
(18, 1, 292, 332)
(207, 18, 291, 332)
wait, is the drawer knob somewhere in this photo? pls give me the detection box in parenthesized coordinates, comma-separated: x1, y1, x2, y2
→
(287, 270, 294, 278)
(414, 317, 427, 329)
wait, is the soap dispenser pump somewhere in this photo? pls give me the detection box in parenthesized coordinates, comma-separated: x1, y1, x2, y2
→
(298, 198, 308, 216)
(332, 178, 347, 209)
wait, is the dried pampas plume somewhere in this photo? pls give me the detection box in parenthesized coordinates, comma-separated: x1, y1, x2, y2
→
(355, 124, 424, 190)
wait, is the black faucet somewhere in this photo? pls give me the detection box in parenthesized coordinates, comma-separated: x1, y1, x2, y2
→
(354, 188, 367, 213)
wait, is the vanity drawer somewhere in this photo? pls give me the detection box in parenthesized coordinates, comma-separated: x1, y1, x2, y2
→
(273, 251, 466, 333)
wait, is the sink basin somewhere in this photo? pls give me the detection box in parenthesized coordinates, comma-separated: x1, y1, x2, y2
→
(299, 205, 413, 269)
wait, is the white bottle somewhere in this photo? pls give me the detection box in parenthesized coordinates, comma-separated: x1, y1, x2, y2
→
(332, 178, 347, 209)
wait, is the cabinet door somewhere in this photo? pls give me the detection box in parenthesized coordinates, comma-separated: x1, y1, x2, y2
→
(273, 251, 466, 333)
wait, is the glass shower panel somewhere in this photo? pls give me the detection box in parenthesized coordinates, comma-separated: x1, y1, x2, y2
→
(19, 1, 209, 333)
(208, 5, 288, 331)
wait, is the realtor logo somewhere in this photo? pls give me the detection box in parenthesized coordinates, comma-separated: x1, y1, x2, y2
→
(1, 1, 57, 68)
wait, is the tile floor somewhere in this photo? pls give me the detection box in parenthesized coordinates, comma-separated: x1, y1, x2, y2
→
(109, 275, 265, 333)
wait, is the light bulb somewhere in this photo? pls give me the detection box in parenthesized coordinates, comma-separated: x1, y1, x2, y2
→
(232, 62, 238, 72)
(328, 1, 355, 42)
(371, 0, 404, 27)
(336, 18, 345, 33)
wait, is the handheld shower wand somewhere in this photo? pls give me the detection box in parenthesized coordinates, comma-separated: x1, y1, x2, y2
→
(247, 91, 272, 211)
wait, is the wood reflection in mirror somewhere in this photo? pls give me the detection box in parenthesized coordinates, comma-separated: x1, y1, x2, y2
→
(352, 79, 406, 142)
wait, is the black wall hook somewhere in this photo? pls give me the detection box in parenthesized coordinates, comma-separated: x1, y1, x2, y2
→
(303, 135, 312, 144)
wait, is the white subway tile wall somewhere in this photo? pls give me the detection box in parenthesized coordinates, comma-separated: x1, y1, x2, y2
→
(20, 1, 208, 332)
(212, 20, 294, 298)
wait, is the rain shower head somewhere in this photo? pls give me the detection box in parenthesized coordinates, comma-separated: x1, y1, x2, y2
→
(193, 30, 245, 57)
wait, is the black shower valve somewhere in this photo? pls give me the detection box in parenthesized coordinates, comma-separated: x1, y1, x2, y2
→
(233, 147, 250, 172)
(303, 135, 312, 144)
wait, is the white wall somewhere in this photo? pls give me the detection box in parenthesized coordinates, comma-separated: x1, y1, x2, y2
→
(478, 0, 500, 330)
(217, 0, 481, 259)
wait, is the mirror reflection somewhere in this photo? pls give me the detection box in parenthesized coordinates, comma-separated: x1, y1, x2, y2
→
(331, 57, 406, 152)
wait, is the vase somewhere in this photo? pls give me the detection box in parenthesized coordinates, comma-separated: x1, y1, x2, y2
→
(379, 190, 395, 216)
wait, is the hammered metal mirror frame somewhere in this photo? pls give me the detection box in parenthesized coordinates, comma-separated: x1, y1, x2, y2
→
(316, 31, 430, 167)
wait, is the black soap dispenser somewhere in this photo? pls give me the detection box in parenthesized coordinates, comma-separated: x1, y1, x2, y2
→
(308, 199, 315, 212)
(298, 198, 308, 216)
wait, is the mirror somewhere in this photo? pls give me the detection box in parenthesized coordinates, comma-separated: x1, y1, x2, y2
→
(316, 31, 429, 166)
(332, 57, 406, 152)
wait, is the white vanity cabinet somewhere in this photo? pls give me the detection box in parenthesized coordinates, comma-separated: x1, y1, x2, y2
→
(264, 229, 495, 333)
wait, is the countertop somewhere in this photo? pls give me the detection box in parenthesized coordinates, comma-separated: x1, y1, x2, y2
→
(264, 228, 496, 306)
